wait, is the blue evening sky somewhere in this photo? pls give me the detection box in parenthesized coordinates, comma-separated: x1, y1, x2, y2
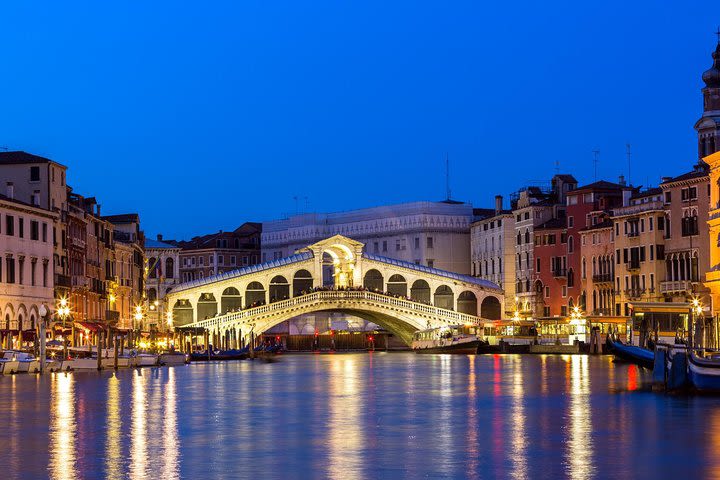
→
(0, 1, 717, 239)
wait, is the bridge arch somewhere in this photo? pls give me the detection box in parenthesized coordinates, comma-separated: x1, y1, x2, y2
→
(245, 281, 266, 308)
(221, 287, 242, 313)
(293, 269, 313, 296)
(410, 280, 431, 304)
(386, 274, 407, 297)
(197, 293, 218, 320)
(434, 285, 454, 310)
(457, 291, 478, 315)
(480, 296, 502, 320)
(269, 275, 290, 302)
(364, 269, 384, 291)
(173, 299, 194, 325)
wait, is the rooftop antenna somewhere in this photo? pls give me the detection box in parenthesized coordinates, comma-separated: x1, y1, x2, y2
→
(626, 143, 632, 186)
(445, 152, 451, 201)
(592, 148, 600, 181)
(554, 160, 560, 174)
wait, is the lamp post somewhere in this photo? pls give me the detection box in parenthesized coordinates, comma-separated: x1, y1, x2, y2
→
(57, 297, 71, 360)
(691, 297, 703, 351)
(38, 304, 48, 374)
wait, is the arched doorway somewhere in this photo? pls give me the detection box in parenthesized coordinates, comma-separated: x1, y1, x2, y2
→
(197, 293, 218, 320)
(386, 274, 407, 297)
(480, 296, 501, 320)
(269, 276, 290, 302)
(457, 291, 478, 315)
(322, 252, 335, 287)
(245, 282, 266, 307)
(363, 269, 384, 291)
(293, 269, 313, 296)
(434, 285, 454, 310)
(221, 287, 242, 313)
(410, 280, 430, 304)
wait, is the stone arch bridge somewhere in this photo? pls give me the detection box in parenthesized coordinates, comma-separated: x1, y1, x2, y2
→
(166, 235, 503, 345)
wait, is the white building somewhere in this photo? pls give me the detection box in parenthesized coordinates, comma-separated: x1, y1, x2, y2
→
(262, 200, 475, 275)
(0, 193, 56, 347)
(471, 195, 516, 312)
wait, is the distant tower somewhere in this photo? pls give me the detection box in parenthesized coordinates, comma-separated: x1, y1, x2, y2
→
(695, 32, 720, 159)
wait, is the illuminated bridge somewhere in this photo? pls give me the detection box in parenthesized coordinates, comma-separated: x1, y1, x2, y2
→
(166, 235, 503, 345)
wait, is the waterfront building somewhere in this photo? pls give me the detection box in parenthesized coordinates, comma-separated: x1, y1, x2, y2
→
(512, 174, 576, 317)
(533, 217, 568, 317)
(705, 151, 720, 321)
(612, 188, 667, 316)
(0, 151, 69, 298)
(566, 180, 630, 310)
(470, 195, 516, 313)
(0, 193, 56, 348)
(695, 39, 720, 159)
(580, 215, 616, 316)
(104, 214, 145, 330)
(659, 163, 710, 310)
(176, 222, 261, 283)
(262, 201, 474, 275)
(145, 235, 181, 301)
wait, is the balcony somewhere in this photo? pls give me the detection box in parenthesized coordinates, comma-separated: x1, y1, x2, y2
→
(660, 280, 693, 294)
(69, 237, 86, 249)
(627, 261, 640, 271)
(592, 274, 613, 283)
(106, 310, 120, 323)
(627, 231, 640, 238)
(55, 274, 71, 288)
(624, 288, 646, 299)
(552, 268, 567, 278)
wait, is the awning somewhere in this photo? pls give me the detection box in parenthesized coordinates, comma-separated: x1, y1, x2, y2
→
(74, 321, 105, 332)
(628, 302, 692, 314)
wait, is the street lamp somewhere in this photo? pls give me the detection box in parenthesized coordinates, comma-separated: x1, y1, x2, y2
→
(690, 297, 703, 350)
(134, 304, 144, 349)
(56, 297, 71, 359)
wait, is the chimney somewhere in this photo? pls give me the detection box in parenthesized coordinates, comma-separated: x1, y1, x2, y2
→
(157, 234, 163, 241)
(495, 195, 503, 213)
(618, 175, 626, 186)
(96, 204, 101, 216)
(661, 176, 672, 183)
(6, 182, 14, 199)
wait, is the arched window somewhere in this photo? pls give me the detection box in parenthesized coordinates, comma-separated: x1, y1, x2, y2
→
(148, 257, 157, 278)
(524, 229, 530, 243)
(581, 257, 586, 279)
(567, 269, 574, 287)
(165, 257, 174, 279)
(568, 236, 574, 253)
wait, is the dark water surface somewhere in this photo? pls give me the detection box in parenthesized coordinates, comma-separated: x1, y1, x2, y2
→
(0, 353, 718, 479)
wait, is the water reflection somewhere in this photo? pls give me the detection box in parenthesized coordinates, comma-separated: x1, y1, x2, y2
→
(162, 367, 180, 478)
(327, 356, 364, 479)
(105, 374, 122, 480)
(49, 373, 77, 480)
(509, 356, 527, 480)
(131, 371, 148, 479)
(566, 355, 594, 479)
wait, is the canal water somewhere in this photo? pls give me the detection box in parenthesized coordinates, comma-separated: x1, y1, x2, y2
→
(0, 353, 718, 479)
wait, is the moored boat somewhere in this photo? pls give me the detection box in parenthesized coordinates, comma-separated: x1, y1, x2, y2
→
(159, 352, 189, 365)
(606, 335, 655, 369)
(2, 351, 33, 374)
(688, 352, 720, 393)
(136, 353, 159, 367)
(412, 325, 483, 354)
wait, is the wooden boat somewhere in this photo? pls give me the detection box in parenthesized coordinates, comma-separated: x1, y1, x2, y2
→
(688, 352, 720, 393)
(606, 335, 654, 369)
(2, 351, 33, 374)
(412, 325, 483, 354)
(159, 352, 189, 365)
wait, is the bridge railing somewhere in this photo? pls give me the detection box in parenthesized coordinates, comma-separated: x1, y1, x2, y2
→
(182, 290, 484, 329)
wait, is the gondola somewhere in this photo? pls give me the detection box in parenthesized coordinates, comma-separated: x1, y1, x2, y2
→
(688, 351, 720, 393)
(606, 334, 655, 369)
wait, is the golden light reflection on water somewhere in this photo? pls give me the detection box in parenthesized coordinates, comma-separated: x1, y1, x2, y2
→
(162, 367, 179, 478)
(49, 373, 77, 480)
(509, 357, 527, 480)
(327, 356, 365, 480)
(105, 374, 122, 480)
(131, 371, 148, 479)
(566, 355, 594, 480)
(466, 356, 479, 480)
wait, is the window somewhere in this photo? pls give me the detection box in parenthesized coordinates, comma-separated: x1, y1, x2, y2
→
(568, 236, 574, 253)
(524, 230, 530, 243)
(42, 223, 47, 242)
(31, 191, 40, 206)
(649, 217, 654, 231)
(568, 216, 574, 228)
(218, 255, 224, 265)
(6, 256, 15, 283)
(414, 237, 420, 249)
(18, 257, 24, 284)
(230, 256, 236, 266)
(6, 215, 14, 236)
(517, 232, 522, 245)
(30, 221, 39, 240)
(199, 256, 204, 266)
(664, 191, 671, 203)
(562, 285, 567, 297)
(545, 286, 550, 298)
(374, 242, 379, 253)
(427, 259, 434, 268)
(426, 237, 434, 249)
(43, 262, 48, 287)
(396, 240, 401, 251)
(31, 260, 36, 286)
(524, 212, 530, 220)
(382, 241, 388, 252)
(30, 166, 40, 182)
(536, 258, 541, 273)
(658, 216, 665, 230)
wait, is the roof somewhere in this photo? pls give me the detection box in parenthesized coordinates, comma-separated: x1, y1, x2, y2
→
(363, 253, 502, 291)
(660, 162, 710, 185)
(0, 151, 65, 167)
(103, 213, 140, 224)
(178, 222, 261, 249)
(554, 174, 578, 182)
(573, 180, 627, 192)
(630, 187, 662, 200)
(535, 217, 566, 230)
(145, 238, 179, 249)
(580, 219, 613, 231)
(172, 251, 314, 293)
(0, 193, 55, 216)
